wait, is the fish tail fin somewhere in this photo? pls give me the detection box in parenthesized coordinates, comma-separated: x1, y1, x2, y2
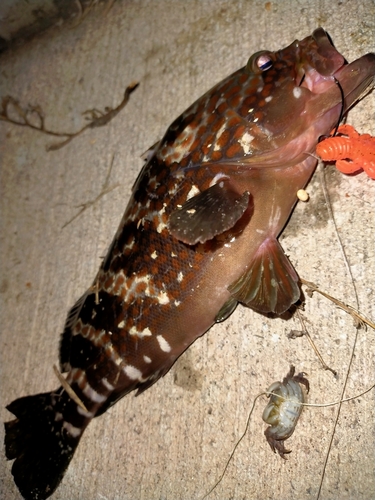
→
(5, 388, 87, 500)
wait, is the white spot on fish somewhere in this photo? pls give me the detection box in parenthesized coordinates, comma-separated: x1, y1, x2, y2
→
(174, 300, 181, 306)
(82, 382, 106, 403)
(158, 291, 170, 305)
(265, 96, 273, 102)
(63, 421, 82, 438)
(101, 377, 114, 391)
(118, 319, 125, 328)
(171, 252, 177, 257)
(124, 364, 143, 381)
(177, 272, 184, 282)
(157, 335, 172, 353)
(157, 221, 167, 233)
(293, 87, 302, 98)
(209, 173, 229, 187)
(186, 185, 200, 200)
(238, 132, 254, 155)
(257, 86, 264, 93)
(151, 250, 158, 259)
(77, 406, 94, 418)
(143, 355, 152, 364)
(129, 326, 153, 338)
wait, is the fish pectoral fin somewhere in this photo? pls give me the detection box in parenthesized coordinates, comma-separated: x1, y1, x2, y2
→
(168, 180, 250, 245)
(228, 238, 300, 315)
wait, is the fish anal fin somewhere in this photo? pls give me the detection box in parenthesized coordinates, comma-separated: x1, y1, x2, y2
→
(59, 291, 89, 372)
(168, 180, 250, 245)
(228, 238, 300, 315)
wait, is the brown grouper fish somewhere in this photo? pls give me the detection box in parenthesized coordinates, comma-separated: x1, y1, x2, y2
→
(4, 28, 375, 499)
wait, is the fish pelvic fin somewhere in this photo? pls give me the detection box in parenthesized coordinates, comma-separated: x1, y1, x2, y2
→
(228, 237, 300, 315)
(5, 389, 85, 500)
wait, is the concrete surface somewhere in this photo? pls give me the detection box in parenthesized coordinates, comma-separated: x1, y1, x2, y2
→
(0, 0, 103, 52)
(0, 1, 374, 499)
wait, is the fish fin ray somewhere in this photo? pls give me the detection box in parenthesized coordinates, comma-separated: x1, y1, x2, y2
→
(168, 180, 250, 244)
(228, 238, 300, 314)
(140, 140, 160, 162)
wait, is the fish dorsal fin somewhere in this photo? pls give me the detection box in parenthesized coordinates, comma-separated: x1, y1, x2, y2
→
(140, 140, 160, 162)
(228, 238, 300, 315)
(168, 180, 250, 245)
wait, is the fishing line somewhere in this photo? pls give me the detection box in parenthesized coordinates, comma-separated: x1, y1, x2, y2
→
(332, 76, 345, 136)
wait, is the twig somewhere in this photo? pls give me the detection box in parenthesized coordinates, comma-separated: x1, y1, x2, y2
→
(295, 309, 337, 376)
(0, 96, 72, 137)
(48, 81, 139, 150)
(53, 364, 88, 412)
(62, 154, 119, 228)
(0, 81, 139, 151)
(300, 278, 375, 330)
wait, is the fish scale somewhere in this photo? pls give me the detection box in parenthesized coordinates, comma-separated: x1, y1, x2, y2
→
(4, 28, 375, 499)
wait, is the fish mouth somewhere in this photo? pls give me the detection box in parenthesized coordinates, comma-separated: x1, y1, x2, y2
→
(300, 28, 375, 112)
(333, 53, 375, 112)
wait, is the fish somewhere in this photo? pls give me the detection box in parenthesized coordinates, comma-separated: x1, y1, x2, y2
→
(4, 28, 375, 499)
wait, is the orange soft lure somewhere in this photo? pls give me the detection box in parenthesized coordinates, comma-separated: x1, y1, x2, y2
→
(316, 124, 375, 179)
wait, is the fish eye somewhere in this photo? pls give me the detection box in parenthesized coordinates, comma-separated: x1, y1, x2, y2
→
(257, 54, 273, 71)
(246, 51, 273, 74)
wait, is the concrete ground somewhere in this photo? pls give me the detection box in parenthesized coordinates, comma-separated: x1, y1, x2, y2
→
(0, 1, 374, 499)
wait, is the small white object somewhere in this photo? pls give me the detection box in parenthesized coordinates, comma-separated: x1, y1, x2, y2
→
(297, 189, 309, 201)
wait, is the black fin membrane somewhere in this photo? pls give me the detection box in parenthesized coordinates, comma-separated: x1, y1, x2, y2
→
(5, 390, 81, 500)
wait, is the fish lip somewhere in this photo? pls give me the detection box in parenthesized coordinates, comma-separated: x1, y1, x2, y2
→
(310, 28, 346, 76)
(300, 29, 375, 105)
(333, 53, 375, 111)
(300, 49, 375, 114)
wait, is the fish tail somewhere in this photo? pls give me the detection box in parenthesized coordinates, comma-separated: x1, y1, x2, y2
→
(5, 388, 89, 500)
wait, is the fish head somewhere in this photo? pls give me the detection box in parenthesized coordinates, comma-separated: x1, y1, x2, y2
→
(238, 27, 375, 165)
(157, 28, 374, 172)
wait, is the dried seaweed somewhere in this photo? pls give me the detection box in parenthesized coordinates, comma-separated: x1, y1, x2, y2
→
(0, 81, 138, 151)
